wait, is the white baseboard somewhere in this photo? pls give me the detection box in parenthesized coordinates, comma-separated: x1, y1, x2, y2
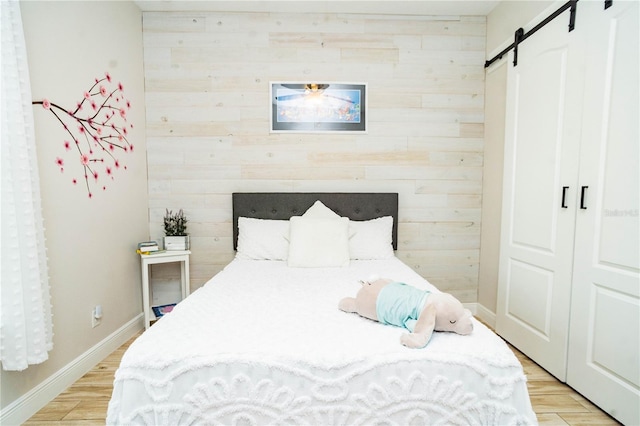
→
(463, 302, 497, 329)
(0, 314, 143, 426)
(474, 303, 497, 329)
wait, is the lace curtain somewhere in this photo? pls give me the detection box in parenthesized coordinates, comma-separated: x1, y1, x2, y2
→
(1, 0, 53, 371)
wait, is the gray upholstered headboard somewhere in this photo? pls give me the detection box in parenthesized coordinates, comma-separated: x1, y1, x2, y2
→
(232, 192, 399, 250)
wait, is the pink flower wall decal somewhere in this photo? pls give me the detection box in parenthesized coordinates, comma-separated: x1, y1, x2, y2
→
(32, 72, 134, 198)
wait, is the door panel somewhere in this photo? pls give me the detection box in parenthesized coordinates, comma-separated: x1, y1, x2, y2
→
(597, 4, 639, 270)
(497, 8, 583, 381)
(567, 2, 640, 425)
(510, 50, 567, 253)
(590, 284, 639, 388)
(506, 259, 553, 337)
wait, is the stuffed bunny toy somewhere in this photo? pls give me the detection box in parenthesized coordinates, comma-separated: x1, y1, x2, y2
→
(338, 276, 473, 348)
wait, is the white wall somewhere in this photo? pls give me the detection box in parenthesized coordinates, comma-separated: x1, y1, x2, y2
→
(1, 0, 148, 417)
(143, 11, 487, 301)
(478, 0, 554, 315)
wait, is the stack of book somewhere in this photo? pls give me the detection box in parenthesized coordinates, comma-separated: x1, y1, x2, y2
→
(137, 241, 164, 255)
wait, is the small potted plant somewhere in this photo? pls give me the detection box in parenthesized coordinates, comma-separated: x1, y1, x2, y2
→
(163, 209, 189, 250)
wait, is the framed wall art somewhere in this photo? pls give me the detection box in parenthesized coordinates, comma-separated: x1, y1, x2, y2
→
(270, 82, 367, 133)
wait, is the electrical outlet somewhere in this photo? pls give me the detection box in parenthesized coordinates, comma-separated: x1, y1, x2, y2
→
(92, 305, 102, 328)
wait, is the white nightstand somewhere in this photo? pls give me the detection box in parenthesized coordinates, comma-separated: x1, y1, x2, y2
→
(139, 250, 191, 329)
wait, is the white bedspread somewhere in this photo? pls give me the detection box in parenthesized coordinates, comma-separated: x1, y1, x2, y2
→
(107, 258, 537, 425)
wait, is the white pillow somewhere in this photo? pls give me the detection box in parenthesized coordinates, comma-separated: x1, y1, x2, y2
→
(302, 200, 340, 219)
(349, 216, 395, 260)
(287, 216, 350, 267)
(236, 217, 290, 260)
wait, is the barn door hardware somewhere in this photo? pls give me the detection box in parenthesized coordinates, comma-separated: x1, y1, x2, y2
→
(512, 28, 525, 66)
(485, 0, 579, 68)
(580, 186, 589, 209)
(561, 186, 570, 208)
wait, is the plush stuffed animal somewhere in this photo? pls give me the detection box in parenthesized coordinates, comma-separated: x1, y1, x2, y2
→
(338, 276, 473, 348)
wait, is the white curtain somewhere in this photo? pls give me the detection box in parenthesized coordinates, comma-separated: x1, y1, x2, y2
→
(1, 0, 53, 371)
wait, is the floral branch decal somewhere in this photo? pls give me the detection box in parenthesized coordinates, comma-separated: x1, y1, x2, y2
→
(32, 72, 134, 198)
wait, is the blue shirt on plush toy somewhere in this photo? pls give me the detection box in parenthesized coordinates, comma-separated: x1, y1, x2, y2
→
(375, 282, 431, 333)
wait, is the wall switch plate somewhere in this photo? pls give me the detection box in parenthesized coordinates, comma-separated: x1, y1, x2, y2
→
(92, 305, 102, 328)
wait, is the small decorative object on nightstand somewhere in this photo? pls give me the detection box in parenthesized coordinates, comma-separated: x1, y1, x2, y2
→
(136, 241, 161, 254)
(139, 250, 191, 329)
(163, 208, 189, 250)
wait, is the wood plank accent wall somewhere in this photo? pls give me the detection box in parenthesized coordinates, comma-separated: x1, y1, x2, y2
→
(142, 11, 486, 302)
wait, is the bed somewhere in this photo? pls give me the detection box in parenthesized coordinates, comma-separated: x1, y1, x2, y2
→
(107, 192, 537, 425)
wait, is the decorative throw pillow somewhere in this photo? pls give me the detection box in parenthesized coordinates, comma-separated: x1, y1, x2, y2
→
(287, 216, 350, 267)
(236, 217, 290, 260)
(349, 216, 395, 260)
(301, 200, 341, 219)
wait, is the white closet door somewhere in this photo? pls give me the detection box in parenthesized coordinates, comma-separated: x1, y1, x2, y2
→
(567, 2, 640, 424)
(496, 8, 584, 381)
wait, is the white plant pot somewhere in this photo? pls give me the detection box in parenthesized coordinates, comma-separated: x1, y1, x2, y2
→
(164, 235, 189, 251)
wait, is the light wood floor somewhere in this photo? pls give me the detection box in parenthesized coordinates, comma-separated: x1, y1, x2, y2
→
(24, 332, 620, 426)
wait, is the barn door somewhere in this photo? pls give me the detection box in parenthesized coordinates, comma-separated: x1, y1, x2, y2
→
(496, 6, 585, 381)
(566, 2, 640, 424)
